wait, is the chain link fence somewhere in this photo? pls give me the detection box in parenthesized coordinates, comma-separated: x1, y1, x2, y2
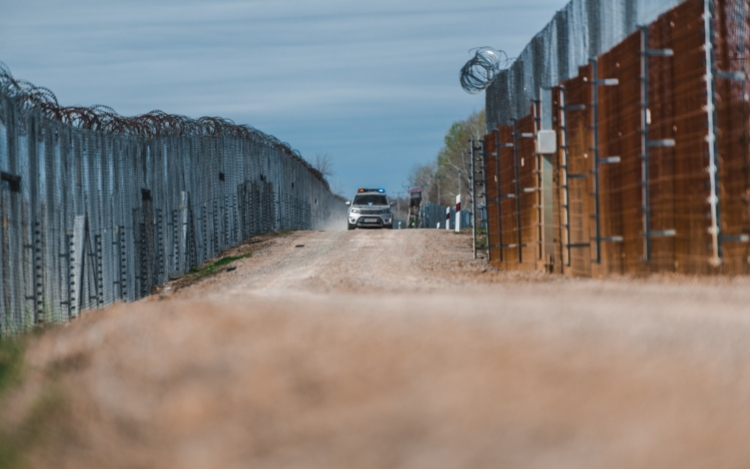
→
(0, 71, 346, 335)
(420, 203, 473, 230)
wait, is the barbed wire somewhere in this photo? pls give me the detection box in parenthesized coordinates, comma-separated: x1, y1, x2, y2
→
(460, 47, 513, 94)
(0, 62, 325, 183)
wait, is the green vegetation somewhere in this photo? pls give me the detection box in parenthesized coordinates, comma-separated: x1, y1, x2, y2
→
(0, 334, 73, 469)
(406, 110, 485, 206)
(186, 229, 297, 279)
(0, 337, 24, 398)
(16, 383, 68, 443)
(188, 253, 252, 279)
(0, 336, 27, 468)
(0, 436, 22, 469)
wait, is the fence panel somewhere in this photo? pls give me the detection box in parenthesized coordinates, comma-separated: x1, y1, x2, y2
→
(715, 0, 750, 274)
(0, 70, 346, 335)
(517, 115, 539, 270)
(482, 0, 750, 277)
(484, 132, 502, 265)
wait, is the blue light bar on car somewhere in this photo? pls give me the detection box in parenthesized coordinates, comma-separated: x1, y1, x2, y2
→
(357, 188, 387, 193)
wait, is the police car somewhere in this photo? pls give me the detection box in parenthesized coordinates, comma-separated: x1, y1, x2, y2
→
(346, 188, 394, 230)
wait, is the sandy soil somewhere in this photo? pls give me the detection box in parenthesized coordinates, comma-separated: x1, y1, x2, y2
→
(5, 229, 750, 468)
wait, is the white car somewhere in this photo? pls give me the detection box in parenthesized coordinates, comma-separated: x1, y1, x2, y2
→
(346, 188, 394, 230)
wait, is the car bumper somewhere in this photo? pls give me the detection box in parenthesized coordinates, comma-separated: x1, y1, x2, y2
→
(349, 214, 393, 227)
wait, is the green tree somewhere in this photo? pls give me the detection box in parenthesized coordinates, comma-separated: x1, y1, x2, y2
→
(435, 110, 485, 206)
(402, 109, 485, 208)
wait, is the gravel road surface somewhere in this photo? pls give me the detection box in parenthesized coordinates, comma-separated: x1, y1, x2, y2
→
(5, 229, 750, 469)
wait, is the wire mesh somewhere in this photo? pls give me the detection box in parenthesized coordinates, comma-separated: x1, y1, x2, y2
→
(714, 0, 750, 272)
(484, 132, 502, 264)
(516, 114, 539, 270)
(0, 67, 346, 336)
(460, 48, 513, 94)
(484, 0, 684, 131)
(419, 203, 470, 230)
(497, 124, 517, 270)
(481, 0, 750, 277)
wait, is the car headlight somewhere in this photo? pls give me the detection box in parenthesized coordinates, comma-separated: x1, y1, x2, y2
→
(350, 209, 360, 214)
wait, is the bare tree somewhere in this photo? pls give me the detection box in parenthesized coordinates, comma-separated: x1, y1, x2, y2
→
(313, 153, 334, 178)
(406, 163, 435, 191)
(330, 179, 348, 199)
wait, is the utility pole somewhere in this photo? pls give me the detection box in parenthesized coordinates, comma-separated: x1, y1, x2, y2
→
(470, 139, 477, 258)
(436, 174, 441, 206)
(457, 169, 462, 234)
(457, 169, 462, 202)
(396, 191, 403, 224)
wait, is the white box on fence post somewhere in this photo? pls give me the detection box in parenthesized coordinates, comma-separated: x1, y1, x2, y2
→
(455, 195, 461, 233)
(536, 129, 557, 154)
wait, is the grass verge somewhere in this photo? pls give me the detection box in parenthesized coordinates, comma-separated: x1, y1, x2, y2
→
(186, 229, 299, 280)
(0, 337, 24, 397)
(0, 331, 72, 469)
(0, 336, 27, 468)
(188, 253, 252, 279)
(157, 230, 296, 295)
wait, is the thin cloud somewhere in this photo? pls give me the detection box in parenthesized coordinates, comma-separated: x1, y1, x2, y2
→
(0, 0, 566, 195)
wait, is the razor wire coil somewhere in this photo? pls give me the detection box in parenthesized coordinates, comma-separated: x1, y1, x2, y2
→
(0, 63, 321, 183)
(460, 47, 513, 94)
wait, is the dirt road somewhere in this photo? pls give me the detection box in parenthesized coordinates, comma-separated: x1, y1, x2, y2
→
(5, 229, 750, 468)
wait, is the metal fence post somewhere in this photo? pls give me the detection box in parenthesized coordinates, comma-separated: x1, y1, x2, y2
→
(640, 25, 676, 262)
(589, 57, 622, 264)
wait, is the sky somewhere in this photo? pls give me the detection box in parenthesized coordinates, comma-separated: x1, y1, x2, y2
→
(0, 0, 567, 197)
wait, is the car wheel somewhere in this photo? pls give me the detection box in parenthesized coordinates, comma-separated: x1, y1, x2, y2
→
(384, 224, 393, 229)
(347, 223, 356, 230)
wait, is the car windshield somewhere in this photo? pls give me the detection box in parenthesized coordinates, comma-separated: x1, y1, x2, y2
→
(353, 194, 388, 206)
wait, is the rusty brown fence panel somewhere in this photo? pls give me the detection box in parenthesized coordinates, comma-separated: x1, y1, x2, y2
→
(671, 0, 716, 274)
(556, 71, 594, 277)
(517, 115, 539, 270)
(498, 125, 518, 270)
(482, 0, 750, 277)
(714, 0, 750, 274)
(646, 13, 679, 274)
(484, 132, 502, 266)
